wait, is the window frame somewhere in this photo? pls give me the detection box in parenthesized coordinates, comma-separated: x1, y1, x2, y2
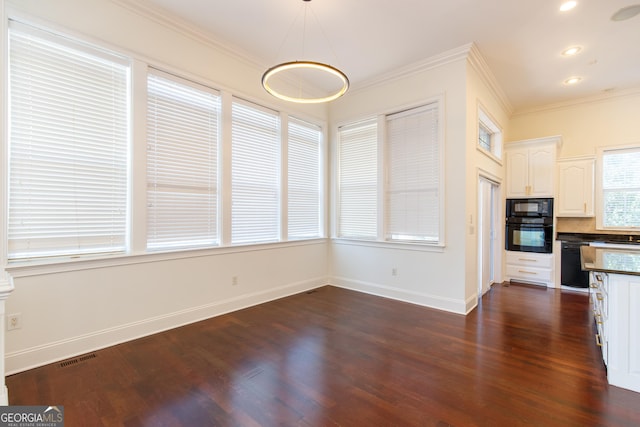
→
(596, 144, 640, 231)
(334, 96, 445, 247)
(477, 103, 503, 164)
(6, 19, 130, 261)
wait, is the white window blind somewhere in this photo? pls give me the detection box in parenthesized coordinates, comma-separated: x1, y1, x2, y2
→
(601, 147, 640, 229)
(385, 103, 440, 243)
(288, 118, 322, 240)
(231, 99, 281, 244)
(146, 71, 220, 250)
(7, 21, 129, 259)
(337, 119, 378, 239)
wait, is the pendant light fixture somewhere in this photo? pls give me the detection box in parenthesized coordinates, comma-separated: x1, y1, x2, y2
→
(261, 0, 349, 104)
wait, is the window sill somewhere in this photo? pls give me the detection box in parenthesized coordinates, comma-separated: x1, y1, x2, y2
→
(331, 238, 445, 252)
(4, 238, 329, 278)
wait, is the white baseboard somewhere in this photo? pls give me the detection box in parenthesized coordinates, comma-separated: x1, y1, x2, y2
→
(330, 276, 470, 315)
(5, 278, 327, 375)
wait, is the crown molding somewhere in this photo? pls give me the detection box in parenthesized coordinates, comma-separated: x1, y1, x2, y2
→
(349, 43, 474, 94)
(466, 43, 514, 116)
(109, 0, 264, 71)
(512, 86, 640, 116)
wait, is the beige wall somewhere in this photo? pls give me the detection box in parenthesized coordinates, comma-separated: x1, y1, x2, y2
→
(508, 91, 640, 159)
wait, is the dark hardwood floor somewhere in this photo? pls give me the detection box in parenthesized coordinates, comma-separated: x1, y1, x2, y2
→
(7, 283, 640, 426)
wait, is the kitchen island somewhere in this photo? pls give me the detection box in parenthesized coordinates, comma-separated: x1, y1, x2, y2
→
(581, 245, 640, 393)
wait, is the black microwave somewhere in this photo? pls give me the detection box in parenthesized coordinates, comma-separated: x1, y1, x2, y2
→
(506, 198, 553, 218)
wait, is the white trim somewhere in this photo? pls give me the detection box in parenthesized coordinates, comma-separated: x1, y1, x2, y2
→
(512, 86, 640, 116)
(467, 43, 513, 116)
(331, 238, 444, 253)
(351, 44, 472, 95)
(330, 277, 468, 315)
(5, 276, 328, 375)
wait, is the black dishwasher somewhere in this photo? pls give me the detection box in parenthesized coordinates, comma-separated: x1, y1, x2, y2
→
(561, 241, 589, 288)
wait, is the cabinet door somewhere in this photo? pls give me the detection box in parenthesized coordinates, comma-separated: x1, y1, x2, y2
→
(557, 159, 595, 216)
(506, 149, 529, 198)
(528, 146, 555, 197)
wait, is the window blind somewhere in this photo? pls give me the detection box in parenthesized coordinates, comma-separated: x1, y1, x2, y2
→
(385, 103, 440, 243)
(337, 119, 378, 239)
(288, 118, 322, 240)
(231, 99, 281, 244)
(602, 147, 640, 228)
(7, 21, 129, 259)
(146, 71, 220, 250)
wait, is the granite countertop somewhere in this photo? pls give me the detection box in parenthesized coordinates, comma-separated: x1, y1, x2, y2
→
(558, 232, 640, 245)
(581, 245, 640, 276)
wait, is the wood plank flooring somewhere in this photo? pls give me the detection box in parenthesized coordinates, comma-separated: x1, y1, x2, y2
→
(7, 283, 640, 426)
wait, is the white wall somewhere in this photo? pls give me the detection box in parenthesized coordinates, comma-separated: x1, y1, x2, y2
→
(2, 0, 331, 374)
(328, 56, 473, 314)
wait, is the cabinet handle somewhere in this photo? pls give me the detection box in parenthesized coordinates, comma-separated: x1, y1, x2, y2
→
(519, 258, 537, 262)
(595, 334, 602, 347)
(518, 270, 537, 275)
(584, 202, 587, 213)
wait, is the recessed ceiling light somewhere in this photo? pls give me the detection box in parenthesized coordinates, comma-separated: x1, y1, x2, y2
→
(561, 46, 582, 56)
(564, 76, 582, 85)
(560, 1, 577, 12)
(611, 4, 640, 21)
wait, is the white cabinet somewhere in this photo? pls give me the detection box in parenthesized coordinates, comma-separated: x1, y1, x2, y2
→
(590, 271, 640, 393)
(505, 251, 554, 287)
(557, 157, 595, 217)
(505, 137, 560, 198)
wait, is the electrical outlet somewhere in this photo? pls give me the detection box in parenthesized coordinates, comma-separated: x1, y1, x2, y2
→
(232, 276, 238, 286)
(7, 313, 21, 331)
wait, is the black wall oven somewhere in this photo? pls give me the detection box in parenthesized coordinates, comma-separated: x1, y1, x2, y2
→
(505, 198, 554, 253)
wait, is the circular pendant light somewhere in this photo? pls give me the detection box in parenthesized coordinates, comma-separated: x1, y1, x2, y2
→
(261, 0, 349, 103)
(262, 61, 349, 104)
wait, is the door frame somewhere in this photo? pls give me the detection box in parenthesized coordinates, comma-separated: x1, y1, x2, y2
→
(477, 169, 503, 299)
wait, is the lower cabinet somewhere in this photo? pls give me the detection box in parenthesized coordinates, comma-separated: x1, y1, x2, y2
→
(590, 271, 640, 393)
(505, 251, 554, 287)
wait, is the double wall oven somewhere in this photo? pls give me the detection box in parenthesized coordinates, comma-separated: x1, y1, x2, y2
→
(505, 198, 553, 254)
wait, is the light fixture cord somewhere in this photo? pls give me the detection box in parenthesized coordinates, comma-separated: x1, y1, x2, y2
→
(308, 5, 342, 68)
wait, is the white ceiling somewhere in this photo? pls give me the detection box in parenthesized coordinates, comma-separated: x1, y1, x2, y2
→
(141, 0, 640, 113)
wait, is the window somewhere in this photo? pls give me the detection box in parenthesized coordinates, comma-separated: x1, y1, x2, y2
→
(598, 146, 640, 229)
(478, 123, 492, 151)
(231, 99, 281, 244)
(337, 119, 378, 239)
(3, 20, 325, 264)
(385, 104, 440, 242)
(146, 70, 220, 250)
(477, 106, 502, 161)
(288, 118, 322, 240)
(7, 21, 129, 260)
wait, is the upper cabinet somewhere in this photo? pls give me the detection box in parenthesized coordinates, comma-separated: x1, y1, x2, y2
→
(557, 157, 595, 217)
(505, 136, 560, 198)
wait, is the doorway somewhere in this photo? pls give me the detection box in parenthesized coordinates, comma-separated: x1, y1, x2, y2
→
(478, 175, 500, 296)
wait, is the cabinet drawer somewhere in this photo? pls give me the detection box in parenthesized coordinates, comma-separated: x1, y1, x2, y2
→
(506, 251, 553, 268)
(506, 264, 553, 282)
